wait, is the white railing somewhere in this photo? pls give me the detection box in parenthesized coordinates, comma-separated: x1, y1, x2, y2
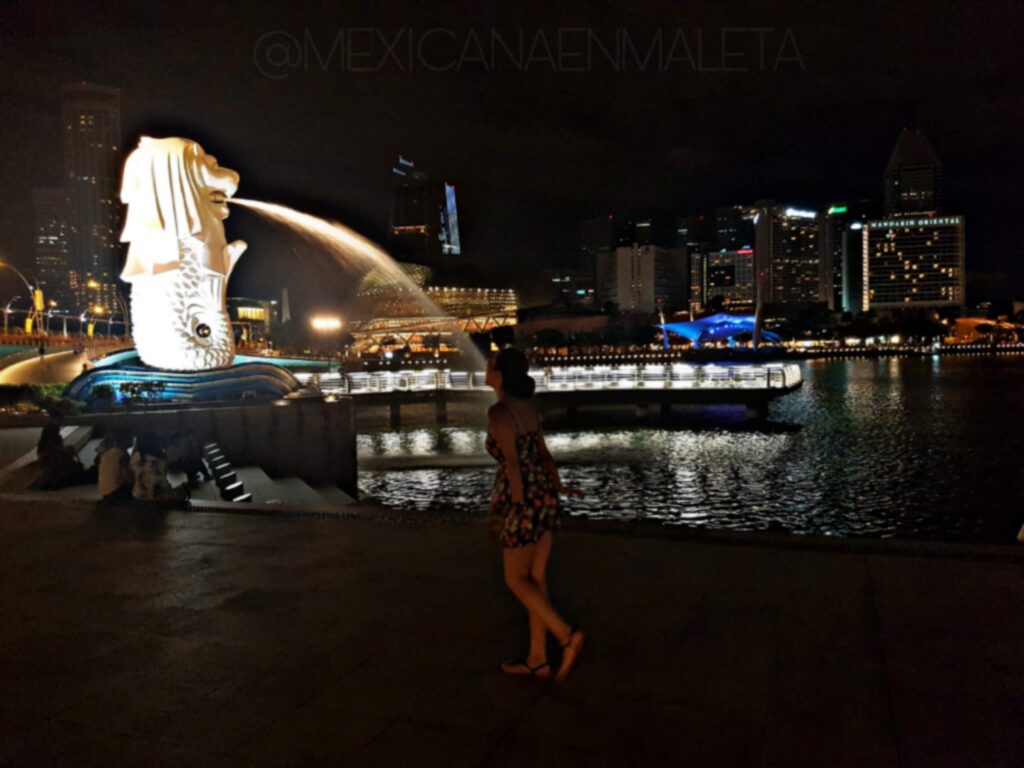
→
(295, 363, 802, 396)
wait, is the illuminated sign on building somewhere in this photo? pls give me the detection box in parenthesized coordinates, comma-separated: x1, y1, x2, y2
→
(861, 215, 964, 310)
(440, 183, 461, 256)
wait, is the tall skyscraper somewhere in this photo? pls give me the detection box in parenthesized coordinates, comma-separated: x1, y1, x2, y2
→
(61, 83, 122, 309)
(862, 215, 965, 310)
(754, 203, 820, 306)
(390, 155, 463, 279)
(863, 131, 964, 311)
(677, 215, 710, 311)
(884, 129, 942, 216)
(819, 201, 876, 312)
(31, 188, 73, 308)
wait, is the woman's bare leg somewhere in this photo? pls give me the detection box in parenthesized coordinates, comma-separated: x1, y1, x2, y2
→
(527, 531, 555, 663)
(503, 543, 572, 647)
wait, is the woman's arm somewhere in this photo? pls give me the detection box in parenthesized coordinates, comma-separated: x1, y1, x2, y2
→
(488, 405, 525, 504)
(536, 431, 563, 490)
(538, 430, 584, 497)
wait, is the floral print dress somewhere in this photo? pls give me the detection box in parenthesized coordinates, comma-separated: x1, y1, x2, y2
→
(486, 402, 560, 548)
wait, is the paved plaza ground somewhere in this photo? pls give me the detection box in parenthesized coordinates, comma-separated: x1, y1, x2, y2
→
(0, 499, 1022, 767)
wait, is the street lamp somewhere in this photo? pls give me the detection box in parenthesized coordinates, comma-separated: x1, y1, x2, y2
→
(0, 260, 43, 335)
(310, 315, 344, 373)
(91, 304, 113, 336)
(4, 295, 23, 335)
(79, 309, 97, 338)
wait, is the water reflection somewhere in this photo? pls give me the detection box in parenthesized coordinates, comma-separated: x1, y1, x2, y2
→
(358, 357, 1024, 542)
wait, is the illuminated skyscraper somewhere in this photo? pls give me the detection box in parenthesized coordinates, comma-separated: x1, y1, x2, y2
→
(862, 215, 965, 310)
(864, 131, 964, 311)
(705, 249, 756, 307)
(819, 201, 876, 312)
(390, 155, 462, 278)
(676, 215, 711, 310)
(884, 129, 942, 216)
(31, 188, 73, 307)
(61, 83, 122, 308)
(754, 203, 820, 305)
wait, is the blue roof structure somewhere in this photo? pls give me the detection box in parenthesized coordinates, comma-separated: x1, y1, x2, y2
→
(661, 313, 780, 348)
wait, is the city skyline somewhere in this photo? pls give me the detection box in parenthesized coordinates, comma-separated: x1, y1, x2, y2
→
(1, 1, 1022, 307)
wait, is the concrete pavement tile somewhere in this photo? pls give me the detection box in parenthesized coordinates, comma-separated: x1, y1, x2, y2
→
(238, 703, 389, 766)
(59, 679, 223, 739)
(885, 662, 1024, 768)
(483, 693, 646, 767)
(0, 708, 113, 768)
(351, 720, 491, 768)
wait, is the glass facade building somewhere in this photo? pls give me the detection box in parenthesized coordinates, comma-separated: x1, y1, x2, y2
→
(61, 83, 122, 310)
(31, 187, 73, 307)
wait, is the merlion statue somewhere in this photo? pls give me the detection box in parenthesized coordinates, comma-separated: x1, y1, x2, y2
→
(119, 136, 247, 371)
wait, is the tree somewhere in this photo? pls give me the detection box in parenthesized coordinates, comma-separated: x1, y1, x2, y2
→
(533, 328, 566, 348)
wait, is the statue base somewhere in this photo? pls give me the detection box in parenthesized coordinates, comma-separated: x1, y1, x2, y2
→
(65, 352, 307, 406)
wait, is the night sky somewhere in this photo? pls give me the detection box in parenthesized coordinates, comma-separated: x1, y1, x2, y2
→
(2, 0, 1022, 307)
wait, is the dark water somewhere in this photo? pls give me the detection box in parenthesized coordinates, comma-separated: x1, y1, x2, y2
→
(358, 357, 1024, 542)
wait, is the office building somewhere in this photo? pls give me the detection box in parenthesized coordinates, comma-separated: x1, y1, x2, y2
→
(617, 218, 654, 247)
(677, 215, 711, 310)
(61, 83, 122, 309)
(884, 129, 942, 216)
(754, 203, 821, 306)
(227, 296, 280, 343)
(31, 188, 73, 308)
(704, 248, 756, 308)
(542, 268, 596, 308)
(596, 245, 687, 313)
(676, 215, 711, 250)
(714, 205, 755, 250)
(819, 201, 876, 312)
(862, 215, 965, 310)
(390, 155, 463, 277)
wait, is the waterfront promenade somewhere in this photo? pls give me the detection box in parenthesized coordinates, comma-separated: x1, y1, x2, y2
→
(0, 499, 1021, 767)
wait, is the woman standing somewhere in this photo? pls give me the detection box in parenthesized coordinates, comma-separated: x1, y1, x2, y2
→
(485, 348, 585, 682)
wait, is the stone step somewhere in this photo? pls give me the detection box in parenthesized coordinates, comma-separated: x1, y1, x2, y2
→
(77, 437, 105, 469)
(231, 466, 328, 507)
(311, 484, 358, 506)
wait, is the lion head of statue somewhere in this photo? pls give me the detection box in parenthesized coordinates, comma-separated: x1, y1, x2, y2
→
(119, 136, 241, 279)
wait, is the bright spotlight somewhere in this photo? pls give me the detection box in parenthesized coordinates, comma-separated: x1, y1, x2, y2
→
(310, 315, 343, 332)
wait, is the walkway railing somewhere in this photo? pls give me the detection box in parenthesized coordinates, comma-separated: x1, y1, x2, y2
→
(297, 363, 803, 395)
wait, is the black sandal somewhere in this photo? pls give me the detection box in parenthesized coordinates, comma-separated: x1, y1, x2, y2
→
(501, 659, 552, 678)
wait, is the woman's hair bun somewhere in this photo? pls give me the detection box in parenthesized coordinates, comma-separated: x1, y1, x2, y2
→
(494, 347, 535, 399)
